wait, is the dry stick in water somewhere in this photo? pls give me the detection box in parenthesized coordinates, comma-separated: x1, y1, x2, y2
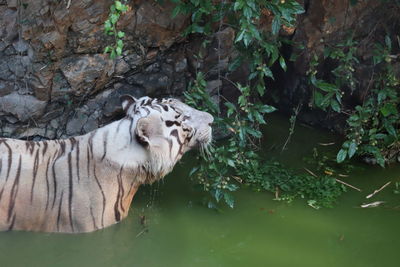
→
(303, 168, 362, 192)
(335, 178, 362, 192)
(366, 181, 391, 199)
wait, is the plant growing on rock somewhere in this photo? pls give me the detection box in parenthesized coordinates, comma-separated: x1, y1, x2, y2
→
(310, 34, 400, 166)
(104, 1, 128, 59)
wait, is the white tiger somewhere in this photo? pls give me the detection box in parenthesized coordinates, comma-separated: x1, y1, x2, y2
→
(0, 95, 213, 233)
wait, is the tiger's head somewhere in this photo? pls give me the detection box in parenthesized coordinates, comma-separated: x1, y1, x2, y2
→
(120, 95, 213, 181)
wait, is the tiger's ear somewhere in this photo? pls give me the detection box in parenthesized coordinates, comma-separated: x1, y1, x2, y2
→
(120, 95, 137, 113)
(135, 115, 163, 148)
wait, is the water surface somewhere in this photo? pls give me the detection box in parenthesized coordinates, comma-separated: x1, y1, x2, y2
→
(0, 115, 399, 267)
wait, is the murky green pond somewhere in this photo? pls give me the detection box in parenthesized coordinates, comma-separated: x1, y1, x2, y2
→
(1, 115, 399, 267)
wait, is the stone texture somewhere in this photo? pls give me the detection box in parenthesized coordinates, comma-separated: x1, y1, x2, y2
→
(0, 92, 47, 122)
(60, 54, 114, 95)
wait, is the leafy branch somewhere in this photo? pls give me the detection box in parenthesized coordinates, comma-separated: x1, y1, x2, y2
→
(104, 1, 128, 59)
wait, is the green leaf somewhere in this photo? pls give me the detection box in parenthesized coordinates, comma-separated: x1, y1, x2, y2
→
(117, 31, 125, 38)
(116, 46, 122, 56)
(110, 49, 116, 59)
(224, 192, 235, 208)
(110, 13, 119, 24)
(350, 0, 358, 6)
(330, 99, 341, 112)
(272, 16, 281, 35)
(189, 167, 199, 176)
(380, 103, 397, 117)
(115, 1, 123, 11)
(279, 56, 287, 71)
(348, 141, 357, 158)
(256, 84, 265, 97)
(104, 46, 111, 54)
(385, 35, 392, 51)
(383, 120, 397, 137)
(172, 5, 182, 18)
(314, 80, 337, 93)
(314, 91, 324, 109)
(259, 104, 277, 113)
(214, 189, 223, 202)
(227, 159, 236, 167)
(336, 149, 347, 163)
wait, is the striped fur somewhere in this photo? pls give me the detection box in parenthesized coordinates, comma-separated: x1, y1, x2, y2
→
(0, 95, 213, 233)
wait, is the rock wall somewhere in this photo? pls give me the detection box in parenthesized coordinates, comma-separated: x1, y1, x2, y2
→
(274, 0, 398, 131)
(0, 0, 396, 139)
(0, 0, 193, 139)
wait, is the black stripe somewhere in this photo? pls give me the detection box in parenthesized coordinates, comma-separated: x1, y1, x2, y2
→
(69, 137, 76, 151)
(101, 131, 108, 161)
(170, 129, 182, 145)
(56, 191, 64, 232)
(67, 153, 75, 232)
(8, 156, 21, 222)
(114, 167, 124, 221)
(143, 107, 150, 116)
(116, 120, 123, 134)
(8, 213, 16, 231)
(25, 141, 35, 154)
(93, 163, 106, 228)
(87, 145, 91, 178)
(51, 152, 61, 209)
(76, 140, 80, 181)
(165, 120, 181, 127)
(2, 141, 13, 181)
(45, 157, 51, 211)
(30, 149, 40, 203)
(90, 206, 98, 230)
(129, 117, 134, 143)
(161, 104, 169, 112)
(42, 141, 48, 156)
(170, 129, 184, 158)
(59, 140, 66, 156)
(0, 187, 5, 203)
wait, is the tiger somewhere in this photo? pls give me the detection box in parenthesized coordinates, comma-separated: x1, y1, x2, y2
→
(0, 95, 213, 233)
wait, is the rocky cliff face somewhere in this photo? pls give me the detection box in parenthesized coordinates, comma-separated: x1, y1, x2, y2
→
(0, 0, 193, 139)
(0, 0, 396, 139)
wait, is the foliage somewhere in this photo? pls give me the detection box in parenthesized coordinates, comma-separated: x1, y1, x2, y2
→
(185, 72, 275, 208)
(174, 0, 304, 208)
(242, 160, 346, 209)
(185, 73, 345, 209)
(310, 34, 400, 167)
(104, 1, 128, 59)
(308, 37, 359, 112)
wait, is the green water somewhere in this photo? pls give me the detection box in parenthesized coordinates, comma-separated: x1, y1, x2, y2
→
(1, 115, 399, 267)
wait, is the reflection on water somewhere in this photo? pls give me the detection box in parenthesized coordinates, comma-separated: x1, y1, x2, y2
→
(0, 114, 399, 267)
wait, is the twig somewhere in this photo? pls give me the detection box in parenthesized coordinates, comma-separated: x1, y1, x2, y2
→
(232, 176, 243, 183)
(135, 228, 147, 238)
(304, 167, 318, 178)
(335, 178, 361, 192)
(361, 201, 385, 208)
(318, 142, 335, 146)
(366, 181, 391, 199)
(304, 168, 360, 191)
(281, 103, 302, 152)
(67, 0, 71, 9)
